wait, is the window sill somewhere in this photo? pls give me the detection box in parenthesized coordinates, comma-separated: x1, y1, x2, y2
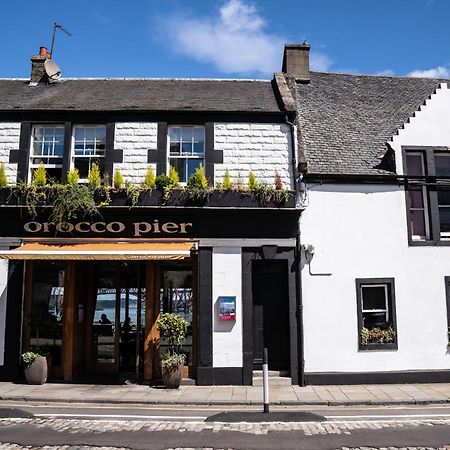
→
(359, 342, 398, 351)
(409, 239, 450, 247)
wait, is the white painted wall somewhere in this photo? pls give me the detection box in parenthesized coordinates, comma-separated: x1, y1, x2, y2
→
(113, 122, 157, 184)
(301, 184, 450, 373)
(390, 83, 450, 174)
(0, 258, 8, 366)
(214, 123, 294, 189)
(0, 123, 20, 184)
(212, 247, 243, 368)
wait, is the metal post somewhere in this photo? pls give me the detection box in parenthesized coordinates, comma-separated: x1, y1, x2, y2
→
(263, 347, 269, 413)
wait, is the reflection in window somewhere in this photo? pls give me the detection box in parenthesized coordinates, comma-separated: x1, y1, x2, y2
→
(29, 262, 65, 367)
(160, 270, 193, 366)
(73, 126, 106, 179)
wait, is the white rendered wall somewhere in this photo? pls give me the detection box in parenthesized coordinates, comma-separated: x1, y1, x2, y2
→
(0, 123, 20, 184)
(212, 247, 243, 368)
(0, 258, 8, 366)
(301, 184, 450, 373)
(113, 122, 157, 184)
(391, 83, 450, 174)
(214, 123, 294, 189)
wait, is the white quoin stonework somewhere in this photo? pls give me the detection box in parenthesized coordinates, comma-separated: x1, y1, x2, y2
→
(113, 123, 158, 183)
(301, 184, 450, 374)
(212, 247, 243, 368)
(214, 123, 294, 189)
(0, 123, 20, 184)
(391, 83, 450, 174)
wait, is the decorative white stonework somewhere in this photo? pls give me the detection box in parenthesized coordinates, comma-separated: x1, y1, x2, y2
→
(214, 123, 294, 189)
(113, 122, 158, 183)
(0, 123, 20, 184)
(390, 83, 450, 174)
(212, 247, 243, 368)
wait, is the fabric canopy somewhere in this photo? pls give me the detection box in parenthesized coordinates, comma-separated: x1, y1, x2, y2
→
(0, 242, 195, 260)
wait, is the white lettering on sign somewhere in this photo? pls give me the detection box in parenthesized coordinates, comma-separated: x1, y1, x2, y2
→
(23, 220, 193, 236)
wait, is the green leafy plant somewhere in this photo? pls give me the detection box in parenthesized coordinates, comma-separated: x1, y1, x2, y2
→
(21, 351, 42, 367)
(88, 163, 101, 190)
(155, 174, 172, 190)
(360, 325, 396, 346)
(144, 166, 156, 189)
(221, 169, 233, 190)
(0, 163, 8, 188)
(187, 164, 208, 189)
(247, 171, 258, 190)
(33, 163, 47, 187)
(125, 180, 140, 206)
(113, 169, 124, 190)
(169, 165, 180, 187)
(67, 168, 79, 186)
(158, 313, 187, 372)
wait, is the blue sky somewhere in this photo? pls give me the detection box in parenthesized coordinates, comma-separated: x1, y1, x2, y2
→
(1, 0, 449, 79)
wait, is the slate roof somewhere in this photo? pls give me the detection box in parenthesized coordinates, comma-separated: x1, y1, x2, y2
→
(0, 78, 281, 113)
(294, 72, 448, 175)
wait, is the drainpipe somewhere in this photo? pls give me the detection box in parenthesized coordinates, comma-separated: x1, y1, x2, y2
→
(285, 114, 305, 387)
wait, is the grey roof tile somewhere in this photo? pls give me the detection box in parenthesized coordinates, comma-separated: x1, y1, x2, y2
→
(294, 72, 447, 175)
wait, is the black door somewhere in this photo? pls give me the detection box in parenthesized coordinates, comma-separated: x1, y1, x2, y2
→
(252, 260, 290, 371)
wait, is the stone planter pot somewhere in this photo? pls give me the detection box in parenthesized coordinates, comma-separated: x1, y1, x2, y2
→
(161, 362, 183, 389)
(24, 356, 48, 385)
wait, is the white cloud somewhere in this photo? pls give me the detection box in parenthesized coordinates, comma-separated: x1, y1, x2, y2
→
(310, 52, 333, 72)
(375, 69, 395, 77)
(157, 0, 284, 75)
(408, 66, 450, 78)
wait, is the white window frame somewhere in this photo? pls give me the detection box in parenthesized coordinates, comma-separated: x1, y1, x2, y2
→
(361, 284, 389, 324)
(167, 125, 205, 184)
(435, 153, 450, 240)
(29, 125, 65, 183)
(71, 125, 107, 181)
(407, 151, 430, 241)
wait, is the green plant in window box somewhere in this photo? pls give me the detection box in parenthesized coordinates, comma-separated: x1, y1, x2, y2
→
(221, 169, 233, 190)
(67, 168, 79, 186)
(0, 162, 8, 188)
(168, 165, 180, 187)
(184, 164, 211, 204)
(33, 163, 47, 187)
(125, 180, 140, 206)
(360, 325, 396, 346)
(88, 162, 101, 190)
(113, 169, 124, 190)
(247, 171, 258, 191)
(157, 313, 187, 389)
(144, 165, 156, 189)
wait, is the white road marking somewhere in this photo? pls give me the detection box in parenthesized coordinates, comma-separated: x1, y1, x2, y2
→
(34, 413, 207, 421)
(326, 413, 450, 420)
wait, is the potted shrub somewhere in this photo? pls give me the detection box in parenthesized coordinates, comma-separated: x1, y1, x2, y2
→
(157, 313, 187, 389)
(22, 351, 47, 385)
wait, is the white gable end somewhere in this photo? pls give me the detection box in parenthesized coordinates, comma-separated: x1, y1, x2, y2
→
(390, 82, 450, 174)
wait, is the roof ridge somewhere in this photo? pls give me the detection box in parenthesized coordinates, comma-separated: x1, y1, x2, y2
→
(309, 71, 449, 82)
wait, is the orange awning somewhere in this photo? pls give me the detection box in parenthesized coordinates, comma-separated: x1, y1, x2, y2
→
(0, 242, 195, 260)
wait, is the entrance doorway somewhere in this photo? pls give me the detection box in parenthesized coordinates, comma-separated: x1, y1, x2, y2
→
(252, 260, 290, 371)
(22, 257, 196, 382)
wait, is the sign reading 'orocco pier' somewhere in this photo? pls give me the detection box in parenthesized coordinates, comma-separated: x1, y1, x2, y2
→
(23, 220, 193, 237)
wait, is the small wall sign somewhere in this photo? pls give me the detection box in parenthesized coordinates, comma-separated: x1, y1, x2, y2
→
(218, 296, 236, 321)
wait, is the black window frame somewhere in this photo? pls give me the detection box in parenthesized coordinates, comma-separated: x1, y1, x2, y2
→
(356, 277, 398, 351)
(403, 146, 450, 247)
(445, 276, 450, 346)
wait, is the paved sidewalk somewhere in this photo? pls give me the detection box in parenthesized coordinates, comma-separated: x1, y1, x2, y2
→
(0, 382, 449, 406)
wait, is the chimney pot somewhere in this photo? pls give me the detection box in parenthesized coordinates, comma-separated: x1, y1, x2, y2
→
(30, 46, 50, 85)
(282, 43, 311, 81)
(39, 47, 49, 57)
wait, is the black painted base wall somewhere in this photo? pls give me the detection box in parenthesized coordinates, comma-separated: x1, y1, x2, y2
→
(305, 370, 450, 385)
(197, 367, 245, 386)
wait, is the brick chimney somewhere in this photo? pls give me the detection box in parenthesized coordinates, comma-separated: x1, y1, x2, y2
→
(30, 47, 51, 85)
(282, 43, 310, 82)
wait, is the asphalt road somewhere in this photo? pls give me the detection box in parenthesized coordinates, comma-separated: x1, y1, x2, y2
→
(0, 401, 448, 449)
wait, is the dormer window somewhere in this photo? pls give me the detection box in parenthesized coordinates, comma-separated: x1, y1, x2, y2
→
(30, 125, 65, 182)
(168, 126, 205, 183)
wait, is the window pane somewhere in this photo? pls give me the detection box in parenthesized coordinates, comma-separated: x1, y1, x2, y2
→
(181, 128, 193, 142)
(410, 210, 426, 237)
(438, 189, 450, 206)
(74, 128, 85, 141)
(54, 143, 64, 157)
(439, 208, 450, 234)
(193, 142, 204, 155)
(435, 154, 450, 177)
(54, 128, 65, 140)
(409, 188, 425, 209)
(170, 142, 181, 156)
(74, 158, 90, 179)
(406, 153, 425, 176)
(193, 128, 204, 142)
(33, 128, 44, 140)
(187, 159, 203, 179)
(363, 311, 388, 329)
(84, 128, 96, 141)
(361, 286, 386, 310)
(46, 168, 63, 183)
(181, 142, 192, 155)
(169, 127, 181, 142)
(95, 127, 106, 141)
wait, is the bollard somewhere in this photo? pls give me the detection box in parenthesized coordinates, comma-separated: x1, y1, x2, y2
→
(263, 347, 269, 413)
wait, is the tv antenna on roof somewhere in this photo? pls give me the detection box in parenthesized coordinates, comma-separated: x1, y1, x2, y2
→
(50, 22, 72, 57)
